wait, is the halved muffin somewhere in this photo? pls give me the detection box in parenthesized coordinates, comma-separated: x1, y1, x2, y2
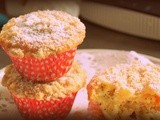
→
(87, 61, 160, 120)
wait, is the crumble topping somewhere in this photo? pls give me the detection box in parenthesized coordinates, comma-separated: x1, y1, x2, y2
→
(2, 62, 86, 100)
(0, 10, 85, 58)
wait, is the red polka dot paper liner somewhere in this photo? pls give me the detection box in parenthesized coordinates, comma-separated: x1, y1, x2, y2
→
(87, 101, 106, 120)
(10, 48, 76, 82)
(12, 93, 77, 120)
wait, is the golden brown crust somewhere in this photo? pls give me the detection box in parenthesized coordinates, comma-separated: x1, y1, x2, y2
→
(87, 61, 160, 119)
(0, 10, 85, 58)
(2, 62, 86, 100)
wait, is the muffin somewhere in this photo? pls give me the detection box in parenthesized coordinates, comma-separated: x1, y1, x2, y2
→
(87, 61, 160, 120)
(0, 10, 85, 82)
(2, 62, 86, 120)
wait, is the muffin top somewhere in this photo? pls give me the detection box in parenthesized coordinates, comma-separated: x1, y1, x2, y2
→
(88, 61, 160, 99)
(0, 10, 85, 58)
(2, 62, 86, 100)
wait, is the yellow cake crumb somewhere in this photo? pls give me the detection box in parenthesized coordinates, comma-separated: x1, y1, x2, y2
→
(87, 61, 160, 120)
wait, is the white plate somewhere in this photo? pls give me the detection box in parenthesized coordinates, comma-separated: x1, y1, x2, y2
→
(0, 49, 160, 120)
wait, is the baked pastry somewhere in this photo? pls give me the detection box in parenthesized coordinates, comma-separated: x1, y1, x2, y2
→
(87, 61, 160, 120)
(0, 10, 85, 82)
(2, 62, 86, 120)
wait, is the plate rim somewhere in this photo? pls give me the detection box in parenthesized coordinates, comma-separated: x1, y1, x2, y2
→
(0, 49, 160, 70)
(77, 49, 160, 64)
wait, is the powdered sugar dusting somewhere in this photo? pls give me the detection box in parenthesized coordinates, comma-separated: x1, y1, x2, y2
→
(13, 11, 72, 47)
(0, 10, 85, 57)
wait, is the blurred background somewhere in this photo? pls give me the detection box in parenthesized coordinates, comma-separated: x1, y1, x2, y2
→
(0, 0, 160, 68)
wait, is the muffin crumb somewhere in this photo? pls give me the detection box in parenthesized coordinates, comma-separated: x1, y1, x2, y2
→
(87, 61, 160, 119)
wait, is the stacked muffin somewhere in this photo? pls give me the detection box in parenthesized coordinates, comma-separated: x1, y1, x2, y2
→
(0, 10, 86, 120)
